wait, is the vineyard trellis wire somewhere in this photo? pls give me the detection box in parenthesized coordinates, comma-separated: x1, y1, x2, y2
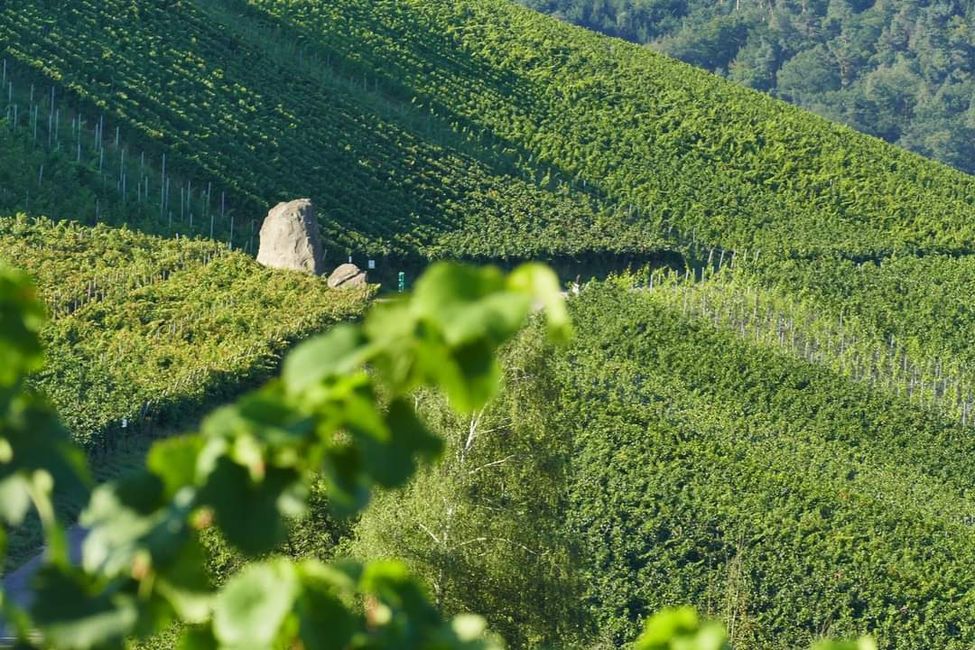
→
(638, 265, 975, 428)
(1, 56, 253, 251)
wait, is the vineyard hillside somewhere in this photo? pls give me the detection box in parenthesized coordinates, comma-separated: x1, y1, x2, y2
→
(0, 215, 372, 567)
(352, 276, 975, 647)
(558, 283, 975, 647)
(4, 0, 975, 264)
(3, 1, 975, 648)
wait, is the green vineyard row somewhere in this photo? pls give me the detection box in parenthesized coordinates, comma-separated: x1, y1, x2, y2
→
(0, 0, 665, 262)
(636, 265, 975, 427)
(552, 284, 975, 647)
(0, 215, 373, 450)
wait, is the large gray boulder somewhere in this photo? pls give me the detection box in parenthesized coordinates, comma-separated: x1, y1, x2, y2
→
(256, 199, 325, 275)
(327, 263, 367, 289)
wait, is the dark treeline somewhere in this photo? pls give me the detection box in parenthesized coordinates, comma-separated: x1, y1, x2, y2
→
(519, 0, 975, 174)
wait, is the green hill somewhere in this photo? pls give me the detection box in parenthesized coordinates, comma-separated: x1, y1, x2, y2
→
(1, 0, 645, 264)
(5, 0, 974, 262)
(3, 0, 975, 647)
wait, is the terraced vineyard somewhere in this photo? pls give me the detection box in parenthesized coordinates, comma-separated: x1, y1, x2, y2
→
(0, 215, 373, 451)
(738, 253, 975, 383)
(0, 60, 247, 244)
(1, 1, 657, 263)
(546, 283, 975, 647)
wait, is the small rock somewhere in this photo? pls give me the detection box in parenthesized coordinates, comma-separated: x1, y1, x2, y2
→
(327, 263, 367, 289)
(256, 199, 325, 275)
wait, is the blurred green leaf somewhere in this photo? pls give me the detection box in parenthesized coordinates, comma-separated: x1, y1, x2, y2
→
(508, 263, 572, 343)
(177, 625, 219, 650)
(203, 388, 314, 451)
(635, 606, 729, 650)
(0, 265, 45, 389)
(147, 436, 204, 499)
(0, 474, 32, 525)
(31, 567, 139, 650)
(296, 562, 357, 650)
(155, 535, 213, 624)
(321, 444, 370, 517)
(1, 392, 89, 498)
(450, 339, 503, 413)
(283, 324, 368, 394)
(413, 336, 501, 414)
(360, 559, 439, 627)
(81, 471, 194, 578)
(198, 457, 303, 556)
(212, 560, 298, 648)
(412, 263, 523, 347)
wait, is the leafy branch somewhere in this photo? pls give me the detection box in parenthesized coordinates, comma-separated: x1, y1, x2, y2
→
(0, 261, 567, 649)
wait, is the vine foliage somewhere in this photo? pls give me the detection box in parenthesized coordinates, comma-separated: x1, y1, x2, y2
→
(0, 261, 568, 649)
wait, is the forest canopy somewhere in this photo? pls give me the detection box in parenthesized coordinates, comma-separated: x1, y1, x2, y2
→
(518, 0, 975, 174)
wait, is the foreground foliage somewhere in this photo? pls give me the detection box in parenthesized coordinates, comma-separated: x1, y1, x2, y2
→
(0, 261, 570, 648)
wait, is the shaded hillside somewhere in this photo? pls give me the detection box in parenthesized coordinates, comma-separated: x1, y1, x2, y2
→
(1, 1, 652, 263)
(4, 0, 974, 263)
